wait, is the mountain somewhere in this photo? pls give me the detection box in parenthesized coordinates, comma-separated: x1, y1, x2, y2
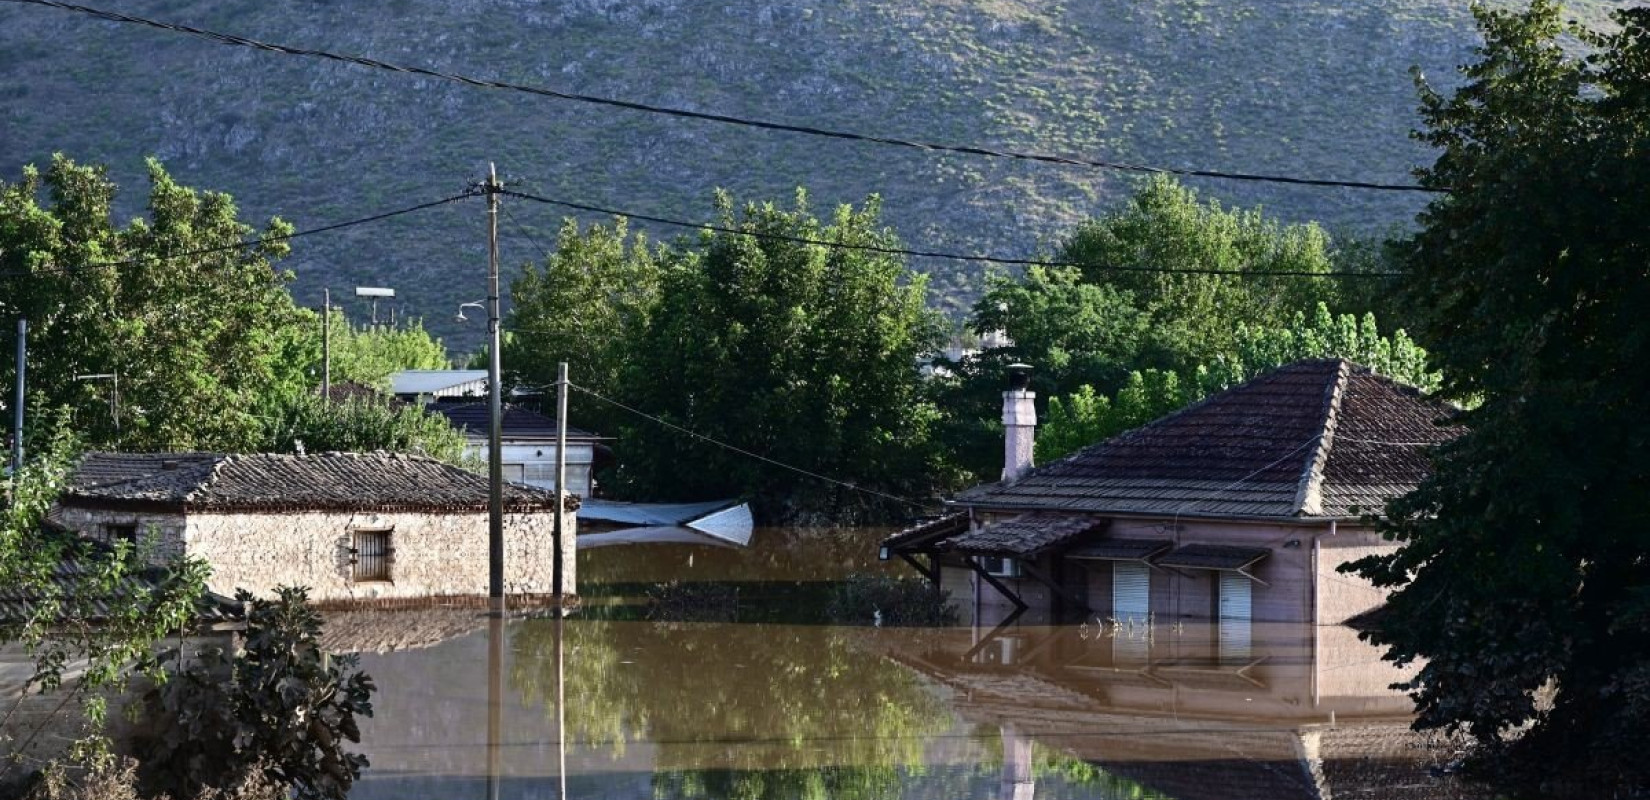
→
(0, 0, 1625, 351)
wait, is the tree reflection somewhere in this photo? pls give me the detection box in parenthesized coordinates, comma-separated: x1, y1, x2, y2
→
(510, 619, 950, 774)
(509, 619, 1166, 800)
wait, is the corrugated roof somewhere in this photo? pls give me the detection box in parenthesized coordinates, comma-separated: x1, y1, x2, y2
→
(389, 370, 488, 395)
(60, 451, 574, 513)
(431, 402, 601, 441)
(955, 359, 1457, 520)
(940, 512, 1107, 556)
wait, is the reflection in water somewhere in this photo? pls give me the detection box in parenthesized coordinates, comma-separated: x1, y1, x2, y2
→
(343, 529, 1481, 800)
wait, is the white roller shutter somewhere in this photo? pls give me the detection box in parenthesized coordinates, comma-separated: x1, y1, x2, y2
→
(1218, 571, 1253, 663)
(1112, 562, 1150, 624)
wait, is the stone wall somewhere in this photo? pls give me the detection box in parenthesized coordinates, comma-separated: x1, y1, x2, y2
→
(48, 505, 187, 560)
(186, 508, 577, 603)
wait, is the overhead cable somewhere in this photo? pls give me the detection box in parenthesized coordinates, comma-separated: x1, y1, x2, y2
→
(501, 188, 1403, 278)
(0, 191, 478, 279)
(566, 381, 930, 510)
(7, 0, 1443, 194)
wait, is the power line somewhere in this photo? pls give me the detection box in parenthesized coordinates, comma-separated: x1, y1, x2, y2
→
(6, 0, 1443, 194)
(0, 191, 479, 279)
(502, 188, 1403, 278)
(565, 381, 929, 510)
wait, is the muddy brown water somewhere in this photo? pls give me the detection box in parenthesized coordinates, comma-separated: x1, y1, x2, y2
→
(334, 528, 1486, 800)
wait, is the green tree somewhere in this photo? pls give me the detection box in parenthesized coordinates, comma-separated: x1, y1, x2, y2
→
(0, 419, 208, 786)
(1055, 175, 1342, 370)
(1347, 4, 1650, 793)
(0, 156, 311, 451)
(503, 217, 661, 435)
(257, 393, 471, 466)
(1037, 304, 1435, 462)
(616, 191, 950, 521)
(317, 311, 449, 389)
(142, 587, 376, 800)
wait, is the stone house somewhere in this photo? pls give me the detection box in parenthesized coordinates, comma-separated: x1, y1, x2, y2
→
(429, 402, 609, 498)
(882, 359, 1456, 641)
(49, 451, 577, 603)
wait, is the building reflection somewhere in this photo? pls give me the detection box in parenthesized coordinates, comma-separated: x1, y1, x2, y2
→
(865, 616, 1466, 800)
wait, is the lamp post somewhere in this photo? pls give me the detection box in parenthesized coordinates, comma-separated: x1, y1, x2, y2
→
(355, 286, 395, 326)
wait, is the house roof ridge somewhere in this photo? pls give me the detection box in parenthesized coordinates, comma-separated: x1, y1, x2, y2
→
(1290, 359, 1351, 516)
(1012, 358, 1347, 479)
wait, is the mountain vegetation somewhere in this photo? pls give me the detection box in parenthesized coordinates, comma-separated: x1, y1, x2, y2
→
(0, 0, 1624, 351)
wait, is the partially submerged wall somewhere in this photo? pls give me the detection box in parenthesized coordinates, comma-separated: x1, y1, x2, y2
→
(186, 508, 577, 602)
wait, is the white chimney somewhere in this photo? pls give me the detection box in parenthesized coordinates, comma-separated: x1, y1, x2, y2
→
(1002, 363, 1036, 482)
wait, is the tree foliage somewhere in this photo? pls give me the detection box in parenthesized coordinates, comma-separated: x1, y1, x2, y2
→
(615, 191, 952, 520)
(1036, 304, 1435, 462)
(257, 393, 470, 466)
(316, 312, 449, 389)
(0, 156, 312, 451)
(1346, 4, 1650, 794)
(1055, 175, 1343, 370)
(142, 587, 376, 800)
(0, 419, 208, 786)
(504, 217, 660, 436)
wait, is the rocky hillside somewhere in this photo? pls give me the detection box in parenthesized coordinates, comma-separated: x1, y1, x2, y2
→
(0, 0, 1626, 350)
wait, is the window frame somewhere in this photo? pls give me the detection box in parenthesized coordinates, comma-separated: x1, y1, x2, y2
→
(976, 555, 1020, 578)
(350, 529, 395, 584)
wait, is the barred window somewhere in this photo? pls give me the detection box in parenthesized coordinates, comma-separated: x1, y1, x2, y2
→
(351, 530, 393, 582)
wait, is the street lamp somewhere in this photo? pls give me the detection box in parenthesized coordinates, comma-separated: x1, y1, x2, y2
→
(356, 286, 395, 325)
(456, 301, 485, 323)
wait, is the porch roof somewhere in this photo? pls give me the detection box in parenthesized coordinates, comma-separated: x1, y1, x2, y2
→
(938, 512, 1106, 557)
(1064, 538, 1174, 562)
(1156, 543, 1270, 571)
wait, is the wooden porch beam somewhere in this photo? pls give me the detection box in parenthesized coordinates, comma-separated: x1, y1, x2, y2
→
(1019, 560, 1091, 613)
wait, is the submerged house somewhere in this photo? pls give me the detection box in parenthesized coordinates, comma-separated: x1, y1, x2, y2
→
(429, 402, 609, 497)
(49, 451, 577, 604)
(884, 359, 1455, 632)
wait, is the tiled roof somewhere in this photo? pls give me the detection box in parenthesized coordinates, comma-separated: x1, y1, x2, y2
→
(955, 359, 1456, 520)
(0, 537, 241, 624)
(880, 512, 969, 551)
(60, 451, 575, 513)
(430, 402, 601, 441)
(939, 512, 1107, 556)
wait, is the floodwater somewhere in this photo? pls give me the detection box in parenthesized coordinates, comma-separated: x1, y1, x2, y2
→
(334, 528, 1485, 800)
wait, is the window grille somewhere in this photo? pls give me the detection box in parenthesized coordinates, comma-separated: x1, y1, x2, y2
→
(351, 530, 393, 582)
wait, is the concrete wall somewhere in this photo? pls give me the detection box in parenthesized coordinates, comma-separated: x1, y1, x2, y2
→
(1314, 527, 1394, 625)
(185, 509, 577, 602)
(937, 515, 1393, 625)
(463, 442, 596, 497)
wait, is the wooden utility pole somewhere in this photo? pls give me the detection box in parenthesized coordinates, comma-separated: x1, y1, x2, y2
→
(321, 288, 331, 404)
(484, 164, 505, 800)
(553, 361, 569, 597)
(486, 163, 505, 604)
